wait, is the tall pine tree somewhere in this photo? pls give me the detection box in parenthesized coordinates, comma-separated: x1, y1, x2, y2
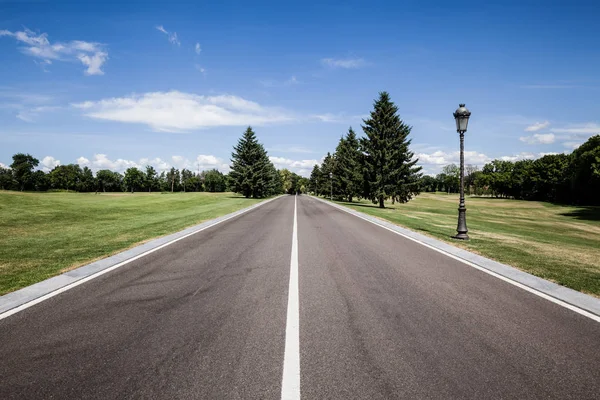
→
(230, 126, 277, 198)
(333, 127, 362, 202)
(361, 92, 422, 208)
(309, 164, 322, 195)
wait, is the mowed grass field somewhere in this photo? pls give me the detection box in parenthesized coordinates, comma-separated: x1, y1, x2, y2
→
(334, 193, 600, 297)
(0, 191, 264, 295)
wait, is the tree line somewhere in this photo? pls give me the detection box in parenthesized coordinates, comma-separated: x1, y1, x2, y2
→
(0, 126, 311, 198)
(420, 134, 600, 205)
(0, 153, 229, 194)
(309, 92, 422, 208)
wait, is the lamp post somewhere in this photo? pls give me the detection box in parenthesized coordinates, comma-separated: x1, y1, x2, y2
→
(329, 172, 333, 200)
(453, 104, 471, 240)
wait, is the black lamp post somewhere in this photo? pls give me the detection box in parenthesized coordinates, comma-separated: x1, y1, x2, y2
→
(329, 172, 333, 200)
(453, 104, 471, 240)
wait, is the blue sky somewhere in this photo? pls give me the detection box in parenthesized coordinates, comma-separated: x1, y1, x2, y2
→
(1, 0, 599, 176)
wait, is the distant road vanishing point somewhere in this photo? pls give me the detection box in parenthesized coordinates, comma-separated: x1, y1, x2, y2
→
(1, 195, 599, 399)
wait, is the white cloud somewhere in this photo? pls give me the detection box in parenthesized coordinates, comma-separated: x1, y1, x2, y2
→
(269, 156, 321, 177)
(321, 57, 367, 69)
(41, 155, 60, 171)
(499, 152, 536, 162)
(75, 154, 230, 174)
(78, 51, 108, 75)
(524, 121, 550, 132)
(0, 28, 108, 75)
(72, 91, 294, 132)
(155, 25, 180, 46)
(90, 154, 139, 172)
(76, 156, 90, 167)
(195, 42, 201, 54)
(519, 133, 555, 144)
(416, 150, 491, 166)
(0, 162, 7, 169)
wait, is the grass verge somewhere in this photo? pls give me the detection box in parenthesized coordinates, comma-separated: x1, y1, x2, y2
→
(329, 193, 600, 297)
(0, 191, 264, 295)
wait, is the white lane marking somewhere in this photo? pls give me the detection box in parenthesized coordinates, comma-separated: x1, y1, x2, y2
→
(281, 195, 301, 400)
(0, 196, 282, 321)
(315, 197, 600, 323)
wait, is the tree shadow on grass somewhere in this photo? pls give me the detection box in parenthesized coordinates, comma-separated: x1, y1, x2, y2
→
(336, 200, 388, 210)
(559, 207, 600, 222)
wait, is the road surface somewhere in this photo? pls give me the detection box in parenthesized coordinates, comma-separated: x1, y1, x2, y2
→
(1, 195, 599, 399)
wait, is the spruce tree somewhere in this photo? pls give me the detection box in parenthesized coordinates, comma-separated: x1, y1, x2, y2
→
(319, 152, 337, 197)
(334, 127, 362, 202)
(309, 164, 322, 195)
(361, 92, 422, 208)
(230, 126, 274, 198)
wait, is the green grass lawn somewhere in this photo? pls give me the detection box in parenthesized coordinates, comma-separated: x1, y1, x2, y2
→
(0, 191, 264, 295)
(331, 193, 600, 297)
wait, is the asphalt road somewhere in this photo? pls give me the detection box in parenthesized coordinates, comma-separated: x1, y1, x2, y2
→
(1, 195, 599, 399)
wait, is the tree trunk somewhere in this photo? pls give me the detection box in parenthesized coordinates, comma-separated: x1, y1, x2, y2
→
(348, 195, 352, 202)
(379, 196, 384, 208)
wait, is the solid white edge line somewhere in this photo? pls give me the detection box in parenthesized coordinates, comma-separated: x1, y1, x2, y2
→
(281, 194, 301, 400)
(0, 196, 281, 321)
(315, 197, 600, 324)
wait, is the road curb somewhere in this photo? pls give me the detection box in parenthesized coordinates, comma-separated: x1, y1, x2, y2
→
(0, 195, 283, 319)
(312, 196, 600, 320)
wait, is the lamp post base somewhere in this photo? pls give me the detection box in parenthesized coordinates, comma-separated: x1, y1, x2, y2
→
(453, 205, 469, 240)
(452, 232, 470, 240)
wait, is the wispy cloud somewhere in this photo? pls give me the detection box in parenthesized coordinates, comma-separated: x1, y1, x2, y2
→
(520, 84, 576, 89)
(195, 64, 206, 75)
(519, 133, 555, 144)
(552, 123, 600, 135)
(259, 76, 300, 88)
(72, 91, 294, 132)
(155, 25, 180, 46)
(0, 28, 108, 75)
(0, 91, 59, 121)
(563, 141, 582, 150)
(321, 57, 367, 69)
(524, 121, 550, 132)
(267, 145, 315, 154)
(311, 113, 367, 123)
(195, 42, 201, 54)
(16, 106, 61, 122)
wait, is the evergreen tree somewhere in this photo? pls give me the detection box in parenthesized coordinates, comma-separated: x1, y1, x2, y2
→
(333, 127, 362, 202)
(309, 165, 322, 195)
(229, 126, 275, 198)
(319, 152, 336, 197)
(361, 92, 422, 208)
